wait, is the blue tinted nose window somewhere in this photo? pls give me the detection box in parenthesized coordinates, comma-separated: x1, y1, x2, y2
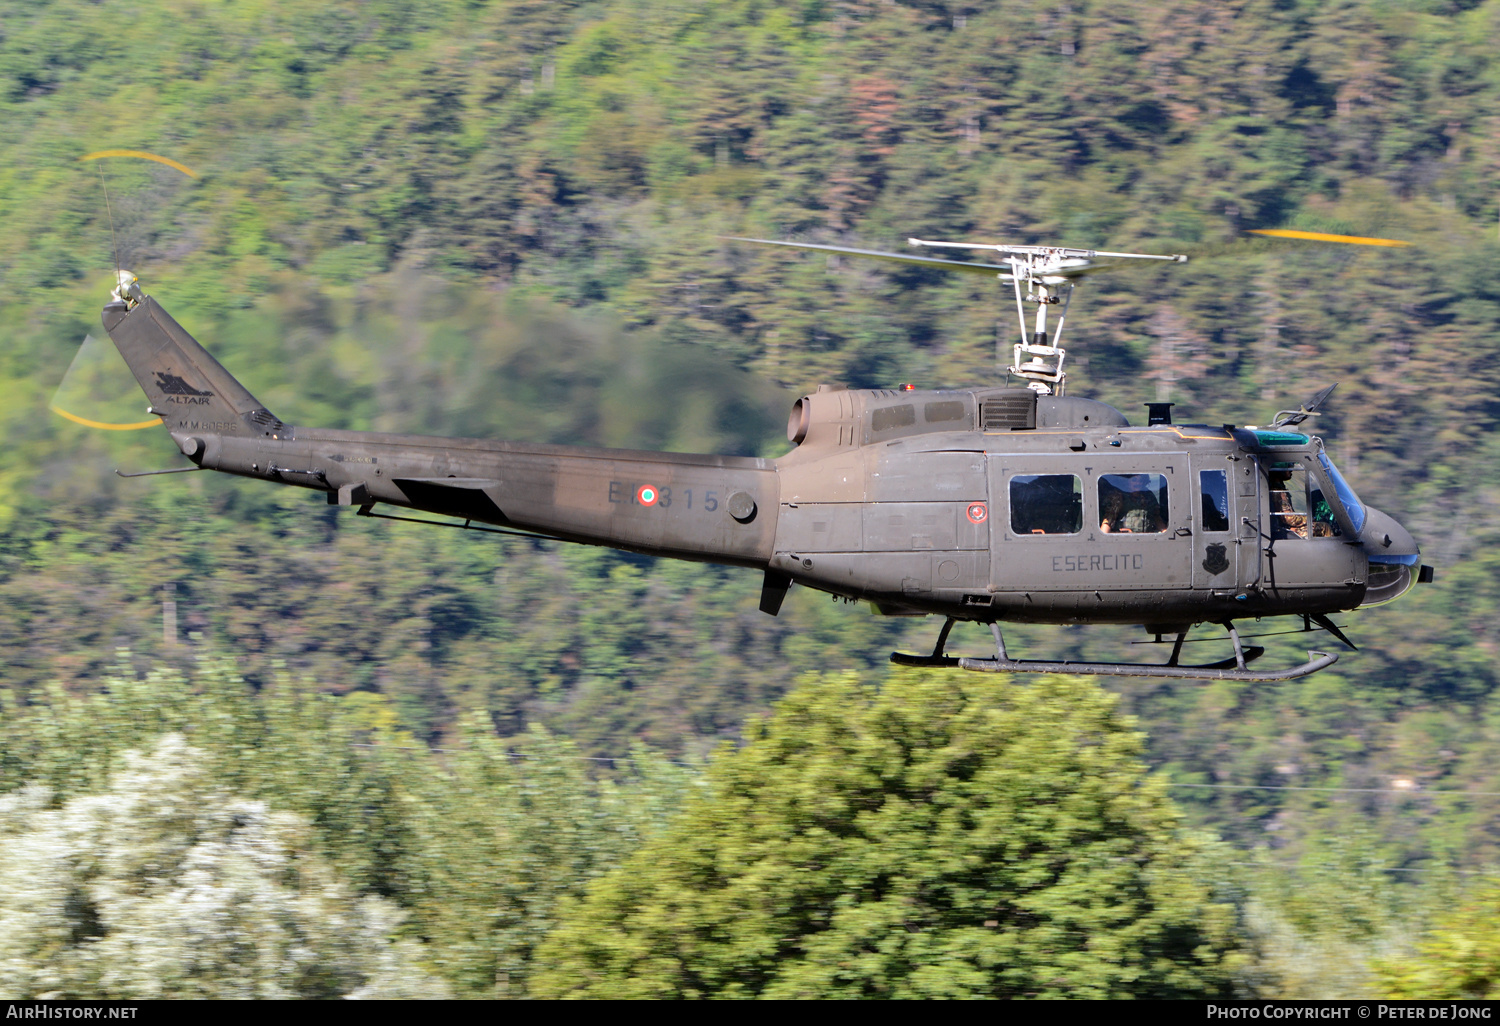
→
(1317, 453, 1366, 534)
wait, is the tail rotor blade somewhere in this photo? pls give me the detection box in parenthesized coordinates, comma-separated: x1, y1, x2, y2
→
(50, 333, 162, 431)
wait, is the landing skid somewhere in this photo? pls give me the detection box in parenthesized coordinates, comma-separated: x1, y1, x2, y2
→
(891, 620, 1339, 682)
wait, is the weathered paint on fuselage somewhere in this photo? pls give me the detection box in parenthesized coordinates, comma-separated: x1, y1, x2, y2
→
(765, 385, 1368, 625)
(104, 295, 1385, 630)
(209, 424, 780, 568)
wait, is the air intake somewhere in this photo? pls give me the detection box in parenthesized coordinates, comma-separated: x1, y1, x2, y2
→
(980, 392, 1036, 430)
(248, 409, 284, 430)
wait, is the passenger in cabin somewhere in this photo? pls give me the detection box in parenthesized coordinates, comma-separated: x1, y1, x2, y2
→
(1099, 474, 1166, 534)
(1268, 470, 1309, 539)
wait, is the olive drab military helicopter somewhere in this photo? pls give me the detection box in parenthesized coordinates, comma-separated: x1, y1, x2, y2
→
(96, 228, 1431, 682)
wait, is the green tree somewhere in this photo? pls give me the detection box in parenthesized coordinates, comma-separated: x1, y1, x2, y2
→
(532, 670, 1245, 999)
(1234, 837, 1437, 999)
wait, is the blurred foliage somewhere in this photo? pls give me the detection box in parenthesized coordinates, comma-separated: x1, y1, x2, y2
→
(1, 660, 1256, 998)
(1234, 838, 1440, 999)
(1, 0, 1500, 998)
(0, 655, 699, 998)
(1376, 875, 1500, 999)
(0, 481, 907, 759)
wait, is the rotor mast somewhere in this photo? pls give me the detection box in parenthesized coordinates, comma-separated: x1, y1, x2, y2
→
(907, 239, 1186, 395)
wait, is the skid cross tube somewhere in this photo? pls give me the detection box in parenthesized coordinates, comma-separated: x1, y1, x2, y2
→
(890, 616, 962, 667)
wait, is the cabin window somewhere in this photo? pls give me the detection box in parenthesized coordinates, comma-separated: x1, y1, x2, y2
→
(1010, 474, 1082, 535)
(924, 400, 967, 424)
(1199, 470, 1230, 532)
(1269, 463, 1341, 539)
(870, 404, 916, 433)
(1098, 473, 1169, 534)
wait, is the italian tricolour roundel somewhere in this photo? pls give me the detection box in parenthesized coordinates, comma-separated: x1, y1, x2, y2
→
(967, 502, 988, 525)
(637, 484, 661, 506)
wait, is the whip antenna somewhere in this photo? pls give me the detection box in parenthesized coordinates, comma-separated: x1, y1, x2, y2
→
(95, 161, 142, 308)
(97, 163, 120, 281)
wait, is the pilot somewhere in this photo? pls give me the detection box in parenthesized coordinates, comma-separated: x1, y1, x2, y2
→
(1100, 474, 1165, 534)
(1310, 491, 1339, 537)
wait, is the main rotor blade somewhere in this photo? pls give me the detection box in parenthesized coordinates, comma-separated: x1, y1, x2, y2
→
(1143, 229, 1413, 269)
(908, 237, 1188, 263)
(723, 237, 1015, 279)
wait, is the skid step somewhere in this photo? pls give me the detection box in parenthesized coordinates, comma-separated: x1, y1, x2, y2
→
(890, 618, 1339, 681)
(953, 650, 1336, 681)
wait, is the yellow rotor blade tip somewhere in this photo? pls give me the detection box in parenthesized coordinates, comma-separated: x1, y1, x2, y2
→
(50, 405, 163, 431)
(1248, 228, 1411, 248)
(79, 150, 198, 178)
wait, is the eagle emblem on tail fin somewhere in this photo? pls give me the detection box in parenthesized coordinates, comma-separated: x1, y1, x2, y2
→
(153, 371, 213, 397)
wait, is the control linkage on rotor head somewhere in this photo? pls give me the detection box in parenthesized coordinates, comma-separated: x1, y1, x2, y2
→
(904, 238, 1187, 396)
(726, 235, 1187, 396)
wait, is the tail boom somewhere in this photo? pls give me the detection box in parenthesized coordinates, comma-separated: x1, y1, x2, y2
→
(104, 296, 778, 568)
(219, 425, 778, 567)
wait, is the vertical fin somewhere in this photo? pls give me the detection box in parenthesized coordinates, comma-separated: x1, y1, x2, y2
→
(102, 295, 280, 437)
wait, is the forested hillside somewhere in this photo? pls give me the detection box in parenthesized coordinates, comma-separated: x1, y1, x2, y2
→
(4, 0, 1500, 997)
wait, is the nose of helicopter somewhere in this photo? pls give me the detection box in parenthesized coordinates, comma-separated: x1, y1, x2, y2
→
(1358, 506, 1424, 606)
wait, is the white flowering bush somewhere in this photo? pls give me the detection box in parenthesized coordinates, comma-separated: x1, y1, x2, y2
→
(0, 734, 448, 999)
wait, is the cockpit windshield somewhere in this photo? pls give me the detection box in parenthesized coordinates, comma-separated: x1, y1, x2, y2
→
(1317, 453, 1366, 534)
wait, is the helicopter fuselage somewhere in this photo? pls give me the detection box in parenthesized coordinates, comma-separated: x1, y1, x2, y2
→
(104, 294, 1421, 638)
(767, 384, 1417, 626)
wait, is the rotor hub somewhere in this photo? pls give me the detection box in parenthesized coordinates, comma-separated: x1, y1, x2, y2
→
(906, 237, 1187, 394)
